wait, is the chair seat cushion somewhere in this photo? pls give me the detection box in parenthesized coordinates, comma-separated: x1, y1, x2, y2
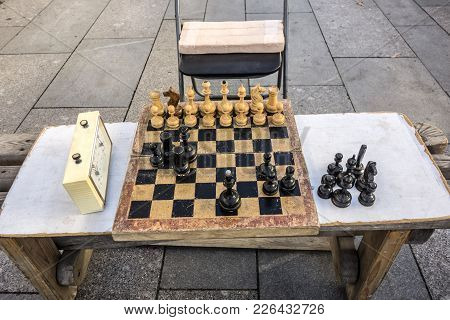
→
(179, 53, 282, 77)
(179, 20, 285, 54)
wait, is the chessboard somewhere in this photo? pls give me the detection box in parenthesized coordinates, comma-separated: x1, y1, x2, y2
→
(113, 100, 318, 241)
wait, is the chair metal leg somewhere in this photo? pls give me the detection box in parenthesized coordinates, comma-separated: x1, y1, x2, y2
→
(179, 72, 185, 101)
(282, 52, 288, 99)
(277, 68, 282, 91)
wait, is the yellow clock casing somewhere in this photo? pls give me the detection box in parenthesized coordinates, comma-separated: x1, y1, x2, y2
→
(63, 111, 112, 214)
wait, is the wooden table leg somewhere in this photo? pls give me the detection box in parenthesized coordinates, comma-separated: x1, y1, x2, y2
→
(0, 237, 76, 300)
(347, 230, 411, 300)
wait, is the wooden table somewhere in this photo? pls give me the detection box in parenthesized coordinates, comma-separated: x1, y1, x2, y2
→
(0, 113, 448, 300)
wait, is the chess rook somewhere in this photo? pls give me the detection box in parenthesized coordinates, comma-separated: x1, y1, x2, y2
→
(160, 131, 174, 165)
(173, 146, 189, 176)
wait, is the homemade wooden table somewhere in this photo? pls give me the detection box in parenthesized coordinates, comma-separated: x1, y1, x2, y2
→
(0, 113, 448, 300)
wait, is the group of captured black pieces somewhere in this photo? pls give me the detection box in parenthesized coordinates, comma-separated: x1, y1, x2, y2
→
(317, 145, 378, 208)
(148, 125, 298, 213)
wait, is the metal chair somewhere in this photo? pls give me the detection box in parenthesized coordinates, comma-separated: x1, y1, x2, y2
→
(175, 0, 288, 100)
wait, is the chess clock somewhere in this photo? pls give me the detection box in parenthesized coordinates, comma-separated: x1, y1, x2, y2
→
(63, 111, 112, 214)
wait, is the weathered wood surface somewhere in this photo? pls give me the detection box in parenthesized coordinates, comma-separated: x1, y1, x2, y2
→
(347, 230, 410, 300)
(57, 249, 93, 286)
(414, 122, 448, 155)
(0, 237, 76, 299)
(53, 235, 332, 251)
(331, 236, 359, 284)
(0, 166, 20, 192)
(433, 154, 450, 180)
(0, 134, 36, 166)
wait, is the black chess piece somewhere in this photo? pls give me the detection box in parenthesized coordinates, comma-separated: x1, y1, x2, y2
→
(219, 170, 241, 212)
(354, 145, 367, 179)
(356, 161, 377, 192)
(331, 174, 354, 208)
(149, 143, 163, 167)
(160, 131, 174, 164)
(337, 155, 357, 188)
(317, 174, 336, 199)
(358, 181, 377, 207)
(327, 153, 343, 176)
(280, 166, 296, 192)
(173, 146, 189, 176)
(258, 152, 275, 179)
(263, 168, 279, 196)
(179, 125, 197, 163)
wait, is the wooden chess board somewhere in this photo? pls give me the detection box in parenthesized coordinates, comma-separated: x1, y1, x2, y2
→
(113, 100, 318, 241)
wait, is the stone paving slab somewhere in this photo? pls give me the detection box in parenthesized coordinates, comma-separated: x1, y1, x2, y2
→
(411, 229, 450, 300)
(127, 20, 178, 122)
(1, 0, 109, 53)
(165, 0, 207, 20)
(87, 0, 169, 39)
(4, 0, 52, 21)
(0, 250, 36, 292)
(289, 85, 354, 114)
(0, 26, 21, 49)
(0, 293, 42, 300)
(16, 107, 127, 133)
(245, 0, 311, 13)
(258, 250, 346, 299)
(0, 2, 28, 26)
(160, 247, 257, 290)
(0, 53, 68, 133)
(335, 58, 450, 137)
(374, 0, 434, 26)
(373, 246, 430, 299)
(35, 38, 153, 109)
(310, 0, 414, 57)
(423, 6, 450, 33)
(399, 26, 450, 95)
(205, 0, 245, 21)
(77, 247, 164, 299)
(158, 290, 258, 300)
(416, 0, 450, 6)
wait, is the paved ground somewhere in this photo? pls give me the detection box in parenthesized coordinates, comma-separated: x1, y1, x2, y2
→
(0, 0, 449, 300)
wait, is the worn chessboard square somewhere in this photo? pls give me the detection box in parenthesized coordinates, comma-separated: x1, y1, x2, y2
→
(234, 128, 252, 140)
(196, 168, 216, 183)
(174, 183, 196, 199)
(216, 167, 237, 183)
(198, 141, 216, 154)
(197, 154, 216, 168)
(236, 167, 258, 182)
(272, 139, 291, 152)
(172, 200, 194, 218)
(132, 185, 154, 201)
(235, 153, 255, 167)
(215, 183, 226, 198)
(129, 201, 151, 219)
(193, 199, 216, 218)
(216, 153, 235, 168)
(251, 127, 271, 139)
(253, 139, 272, 153)
(239, 198, 260, 217)
(195, 183, 217, 199)
(215, 201, 238, 217)
(136, 169, 157, 184)
(274, 152, 295, 166)
(176, 170, 197, 184)
(269, 126, 289, 139)
(259, 197, 282, 215)
(155, 169, 176, 184)
(198, 129, 216, 141)
(150, 200, 173, 219)
(216, 128, 234, 141)
(234, 140, 253, 153)
(237, 181, 259, 198)
(153, 184, 175, 200)
(216, 140, 234, 153)
(145, 130, 162, 143)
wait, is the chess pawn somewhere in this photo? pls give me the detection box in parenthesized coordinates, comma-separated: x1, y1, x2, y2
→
(173, 146, 190, 176)
(250, 84, 266, 114)
(149, 90, 165, 116)
(219, 170, 241, 212)
(331, 174, 354, 208)
(258, 152, 275, 179)
(271, 102, 285, 126)
(150, 104, 164, 129)
(218, 81, 232, 115)
(252, 102, 266, 126)
(358, 181, 377, 207)
(234, 101, 248, 127)
(202, 98, 216, 127)
(280, 166, 297, 192)
(263, 168, 279, 196)
(266, 86, 283, 114)
(166, 105, 180, 129)
(180, 125, 197, 163)
(183, 104, 197, 128)
(317, 174, 336, 199)
(327, 153, 343, 176)
(234, 84, 249, 114)
(337, 155, 357, 188)
(200, 81, 215, 116)
(149, 143, 163, 168)
(186, 86, 198, 116)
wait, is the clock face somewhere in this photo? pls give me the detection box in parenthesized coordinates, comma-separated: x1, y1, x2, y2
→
(90, 121, 111, 201)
